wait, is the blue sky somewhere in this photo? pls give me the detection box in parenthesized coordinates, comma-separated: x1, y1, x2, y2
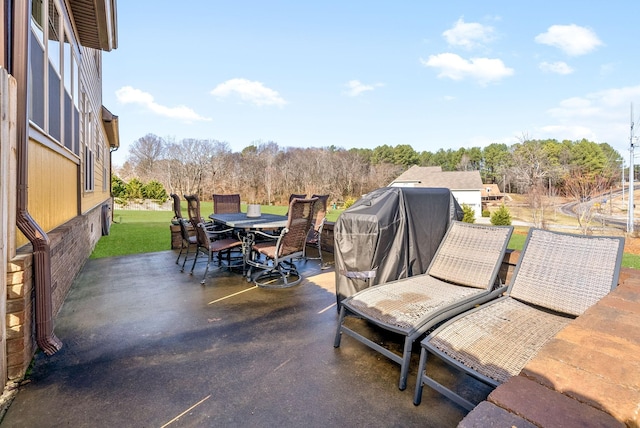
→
(103, 1, 640, 167)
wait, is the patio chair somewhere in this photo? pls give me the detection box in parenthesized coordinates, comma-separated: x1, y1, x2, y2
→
(170, 193, 183, 221)
(334, 221, 513, 390)
(247, 197, 317, 288)
(413, 228, 625, 410)
(303, 194, 329, 268)
(170, 194, 197, 269)
(213, 193, 241, 214)
(184, 194, 243, 284)
(285, 193, 306, 215)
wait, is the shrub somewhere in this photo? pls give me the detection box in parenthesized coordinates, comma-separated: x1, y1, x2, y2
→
(143, 180, 168, 201)
(344, 197, 357, 209)
(490, 204, 512, 226)
(112, 175, 127, 198)
(125, 178, 144, 199)
(482, 209, 490, 217)
(461, 204, 475, 223)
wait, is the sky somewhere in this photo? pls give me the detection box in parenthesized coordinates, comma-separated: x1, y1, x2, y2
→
(103, 1, 640, 167)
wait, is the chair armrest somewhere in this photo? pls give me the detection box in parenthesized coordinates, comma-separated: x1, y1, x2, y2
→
(253, 229, 287, 241)
(199, 223, 235, 239)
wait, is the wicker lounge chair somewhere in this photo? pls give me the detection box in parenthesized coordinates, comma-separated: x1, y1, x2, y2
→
(334, 221, 513, 390)
(184, 194, 243, 284)
(247, 197, 317, 288)
(213, 193, 241, 214)
(413, 228, 624, 410)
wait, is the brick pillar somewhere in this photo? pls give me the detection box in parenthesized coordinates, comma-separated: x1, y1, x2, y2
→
(6, 254, 35, 380)
(170, 224, 181, 250)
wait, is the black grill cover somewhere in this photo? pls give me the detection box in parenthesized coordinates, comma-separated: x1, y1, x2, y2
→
(334, 187, 462, 305)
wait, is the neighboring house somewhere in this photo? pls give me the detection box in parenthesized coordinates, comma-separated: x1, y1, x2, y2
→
(0, 0, 118, 388)
(481, 183, 505, 202)
(389, 166, 484, 218)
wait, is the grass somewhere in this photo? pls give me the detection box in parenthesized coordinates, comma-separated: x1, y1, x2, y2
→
(92, 206, 640, 268)
(90, 210, 174, 258)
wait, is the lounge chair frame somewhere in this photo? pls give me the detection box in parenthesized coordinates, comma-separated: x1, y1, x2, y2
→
(334, 221, 513, 390)
(413, 228, 625, 409)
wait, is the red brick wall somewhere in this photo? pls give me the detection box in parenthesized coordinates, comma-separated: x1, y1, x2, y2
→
(5, 203, 106, 380)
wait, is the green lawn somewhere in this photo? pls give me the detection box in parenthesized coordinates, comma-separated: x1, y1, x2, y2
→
(90, 210, 174, 258)
(92, 207, 640, 268)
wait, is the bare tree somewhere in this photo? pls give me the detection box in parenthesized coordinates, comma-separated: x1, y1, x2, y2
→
(564, 169, 608, 235)
(128, 133, 165, 181)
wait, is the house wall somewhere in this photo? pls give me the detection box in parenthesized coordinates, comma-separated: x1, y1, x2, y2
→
(15, 141, 78, 248)
(0, 67, 16, 388)
(2, 0, 115, 387)
(452, 190, 482, 218)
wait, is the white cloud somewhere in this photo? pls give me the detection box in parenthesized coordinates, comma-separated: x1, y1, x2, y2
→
(539, 61, 574, 75)
(534, 24, 603, 56)
(210, 78, 286, 107)
(542, 85, 640, 145)
(344, 80, 384, 97)
(421, 53, 514, 85)
(538, 124, 597, 141)
(115, 86, 211, 122)
(443, 17, 496, 49)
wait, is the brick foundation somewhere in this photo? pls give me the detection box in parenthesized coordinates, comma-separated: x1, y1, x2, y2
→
(5, 203, 106, 381)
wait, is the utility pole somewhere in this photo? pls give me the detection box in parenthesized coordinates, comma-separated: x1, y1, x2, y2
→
(629, 103, 635, 233)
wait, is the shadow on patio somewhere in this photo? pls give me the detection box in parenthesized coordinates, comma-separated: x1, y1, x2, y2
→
(0, 250, 477, 427)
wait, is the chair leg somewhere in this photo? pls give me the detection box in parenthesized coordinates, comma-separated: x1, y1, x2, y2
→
(334, 305, 347, 347)
(190, 247, 200, 275)
(253, 261, 302, 288)
(180, 245, 191, 272)
(413, 347, 429, 405)
(201, 250, 212, 284)
(176, 243, 184, 264)
(399, 337, 413, 391)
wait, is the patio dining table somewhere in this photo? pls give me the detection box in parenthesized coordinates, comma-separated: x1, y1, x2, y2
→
(209, 212, 289, 277)
(209, 212, 288, 231)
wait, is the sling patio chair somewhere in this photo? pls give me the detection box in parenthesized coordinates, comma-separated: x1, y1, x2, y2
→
(246, 197, 317, 288)
(213, 193, 241, 214)
(184, 194, 243, 284)
(334, 221, 513, 391)
(170, 193, 184, 222)
(285, 193, 306, 216)
(303, 194, 329, 268)
(170, 193, 197, 269)
(413, 228, 624, 410)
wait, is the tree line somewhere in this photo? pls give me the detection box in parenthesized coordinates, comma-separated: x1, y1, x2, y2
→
(114, 133, 624, 207)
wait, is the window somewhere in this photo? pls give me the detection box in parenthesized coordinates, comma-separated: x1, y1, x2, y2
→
(29, 0, 81, 156)
(84, 148, 94, 192)
(83, 102, 95, 192)
(103, 159, 108, 192)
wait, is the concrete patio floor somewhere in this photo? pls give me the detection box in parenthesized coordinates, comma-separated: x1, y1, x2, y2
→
(0, 249, 488, 427)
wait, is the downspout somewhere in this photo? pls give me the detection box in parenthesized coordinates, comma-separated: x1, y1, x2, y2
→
(11, 0, 62, 355)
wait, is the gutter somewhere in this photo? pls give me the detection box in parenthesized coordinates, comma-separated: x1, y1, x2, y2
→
(10, 0, 62, 355)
